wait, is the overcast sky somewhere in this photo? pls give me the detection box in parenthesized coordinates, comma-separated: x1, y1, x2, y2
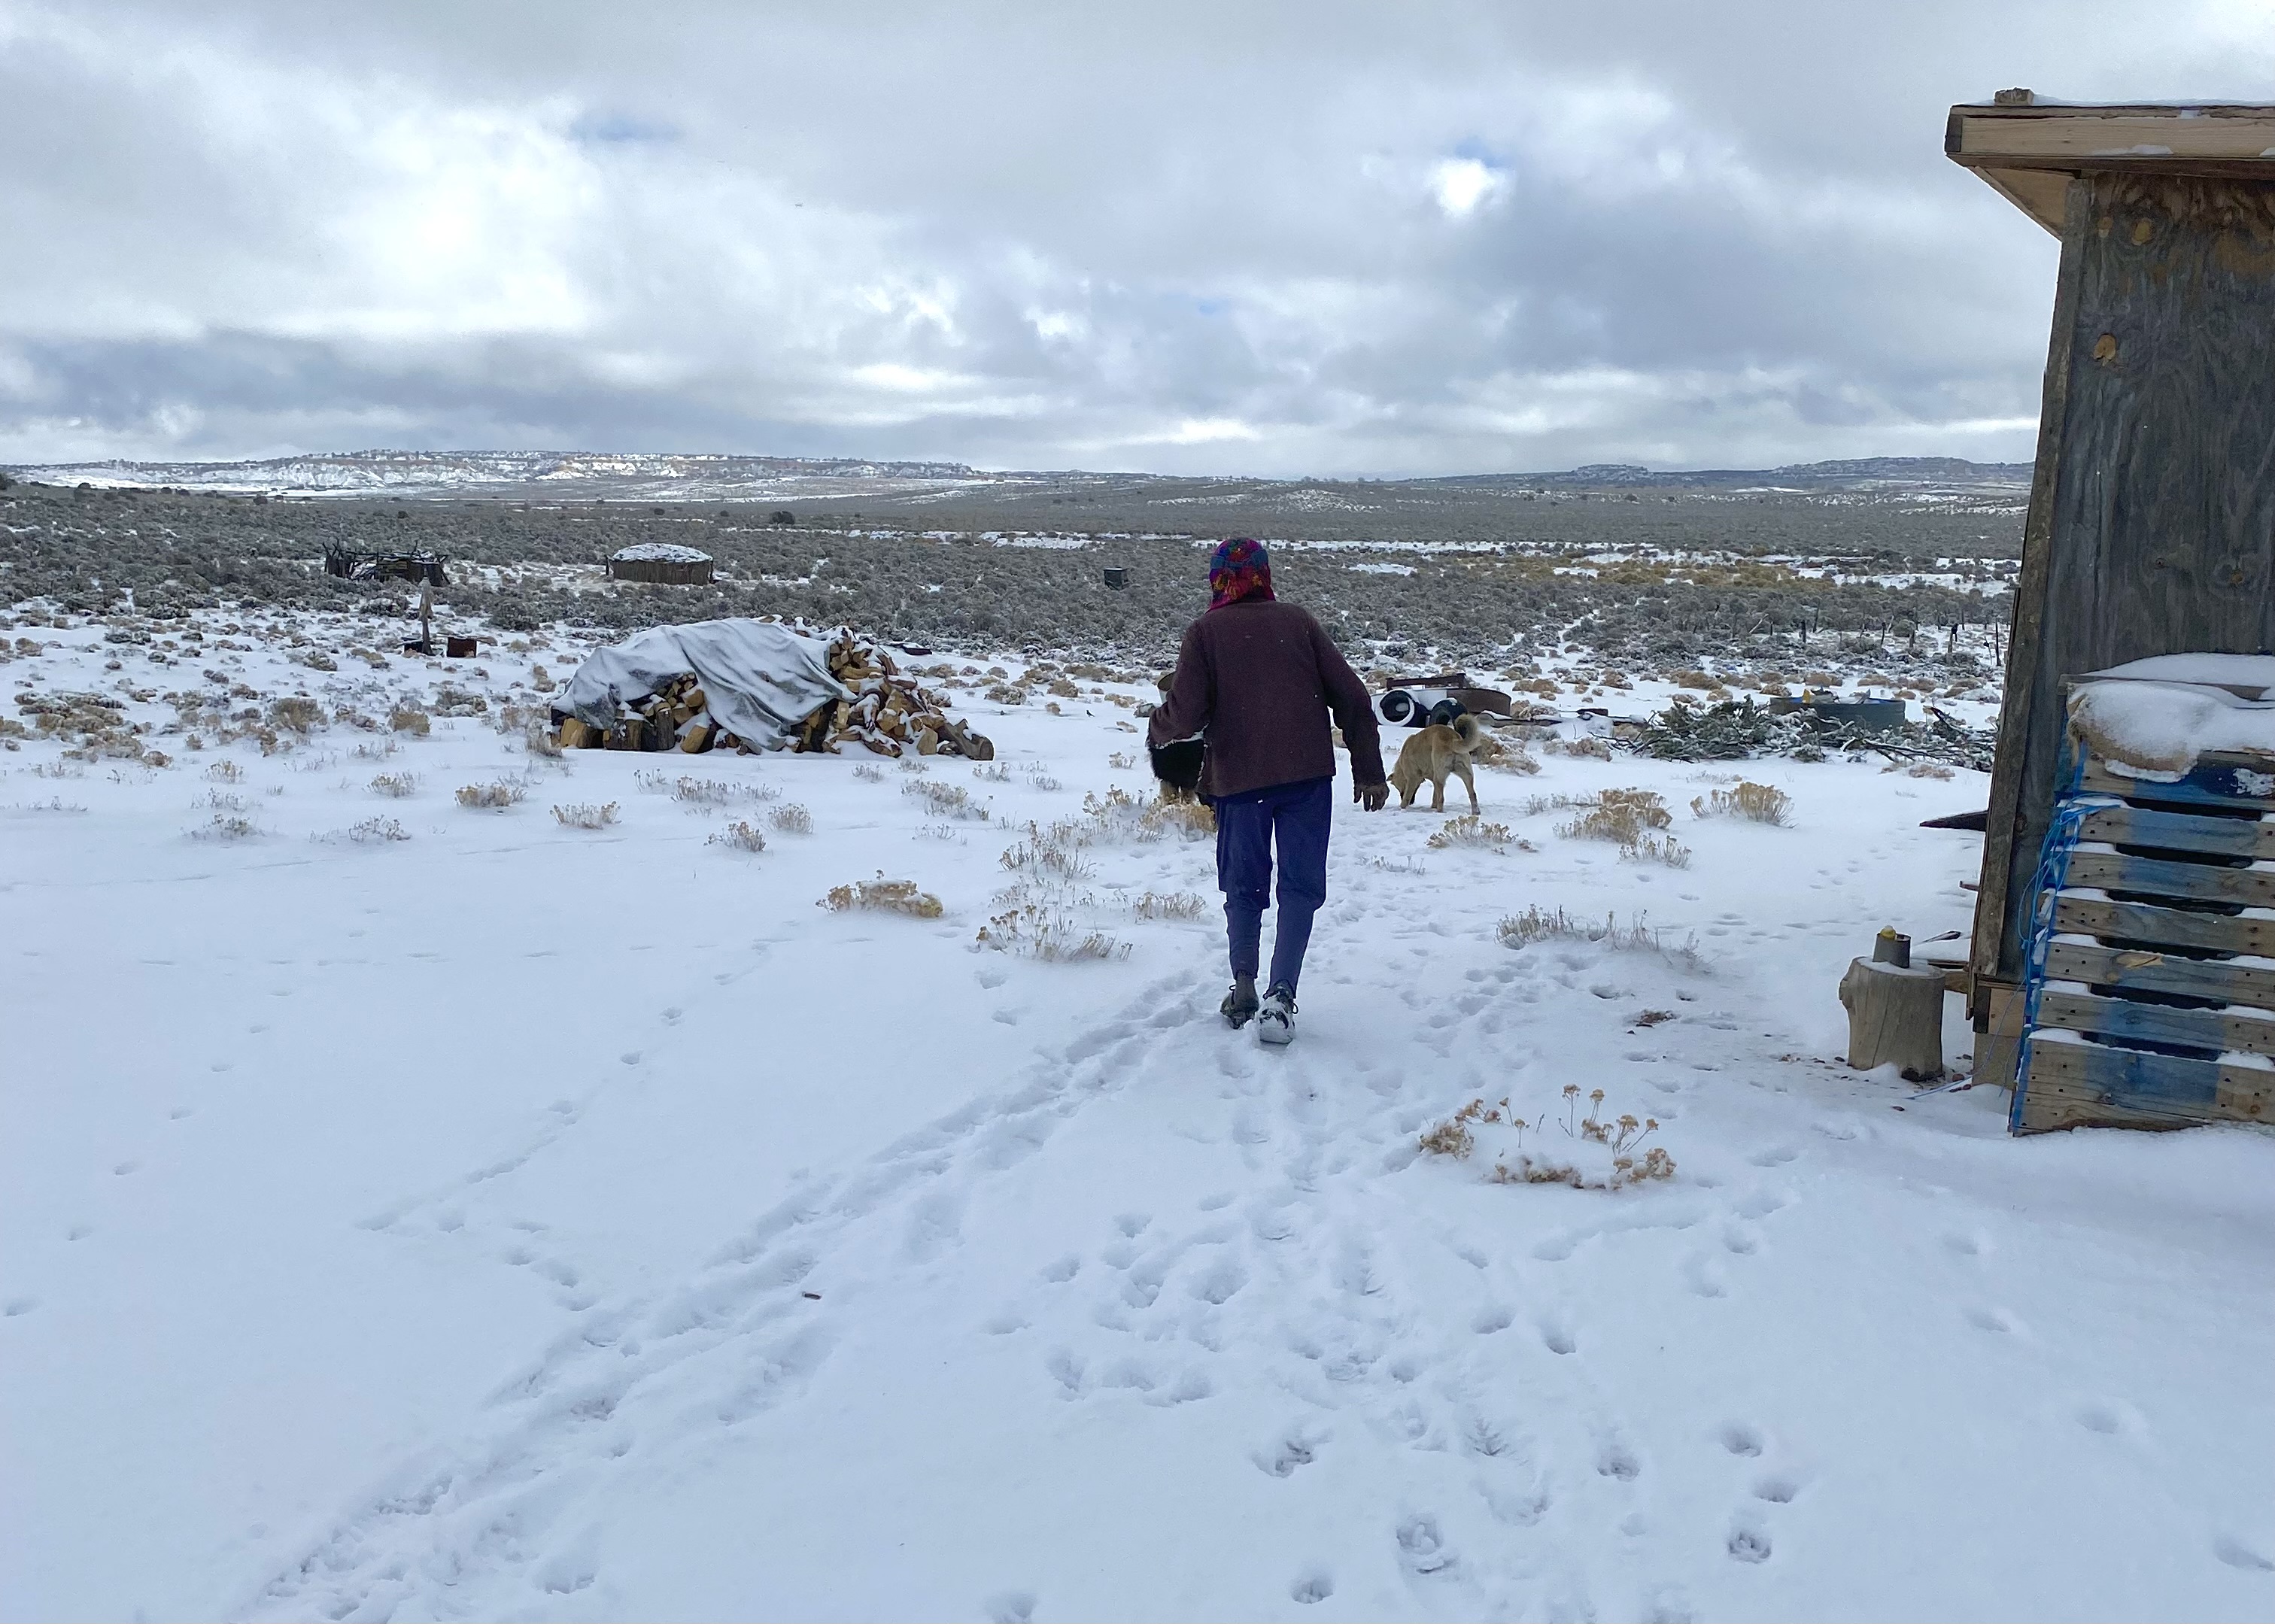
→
(2, 2, 2270, 477)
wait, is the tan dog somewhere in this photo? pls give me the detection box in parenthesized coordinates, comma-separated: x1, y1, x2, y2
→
(1390, 714, 1483, 812)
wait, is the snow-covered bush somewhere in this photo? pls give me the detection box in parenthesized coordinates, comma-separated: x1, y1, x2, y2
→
(1419, 1087, 1675, 1189)
(820, 874, 942, 918)
(551, 802, 618, 829)
(1429, 815, 1526, 852)
(709, 819, 767, 853)
(904, 779, 989, 821)
(1690, 781, 1792, 825)
(455, 779, 525, 810)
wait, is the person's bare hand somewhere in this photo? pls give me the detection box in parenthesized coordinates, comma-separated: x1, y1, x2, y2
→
(1356, 780, 1390, 812)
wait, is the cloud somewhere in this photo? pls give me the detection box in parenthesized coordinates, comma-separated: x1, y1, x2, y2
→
(2, 0, 2270, 475)
(1429, 156, 1504, 217)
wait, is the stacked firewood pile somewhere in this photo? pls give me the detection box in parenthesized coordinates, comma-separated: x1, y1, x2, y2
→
(553, 630, 994, 759)
(794, 632, 995, 760)
(556, 672, 731, 753)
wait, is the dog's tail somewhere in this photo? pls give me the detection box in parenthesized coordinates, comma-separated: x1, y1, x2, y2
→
(1451, 712, 1483, 751)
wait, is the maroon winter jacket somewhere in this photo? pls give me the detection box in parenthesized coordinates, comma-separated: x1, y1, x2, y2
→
(1148, 599, 1387, 800)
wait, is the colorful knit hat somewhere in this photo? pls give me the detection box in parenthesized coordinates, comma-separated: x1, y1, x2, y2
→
(1207, 536, 1274, 611)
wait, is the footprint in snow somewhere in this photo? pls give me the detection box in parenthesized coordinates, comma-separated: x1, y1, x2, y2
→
(1396, 1514, 1456, 1576)
(1290, 1568, 1335, 1604)
(1720, 1422, 1765, 1457)
(2214, 1535, 2274, 1572)
(983, 1589, 1037, 1623)
(1964, 1304, 2023, 1337)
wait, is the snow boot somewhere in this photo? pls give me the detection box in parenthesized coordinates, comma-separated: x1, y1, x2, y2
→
(1256, 982, 1296, 1046)
(1221, 976, 1259, 1028)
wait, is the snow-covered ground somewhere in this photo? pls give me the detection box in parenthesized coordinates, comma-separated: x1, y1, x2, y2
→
(5, 612, 2274, 1622)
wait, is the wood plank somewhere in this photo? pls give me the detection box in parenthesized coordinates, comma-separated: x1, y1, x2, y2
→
(2019, 1035, 2275, 1127)
(1952, 111, 2275, 168)
(1982, 172, 2275, 1000)
(2053, 891, 2275, 957)
(2015, 1064, 2204, 1133)
(2044, 936, 2275, 1010)
(2082, 757, 2275, 814)
(2077, 801, 2275, 861)
(1970, 175, 2089, 1008)
(2036, 987, 2275, 1058)
(2064, 848, 2275, 909)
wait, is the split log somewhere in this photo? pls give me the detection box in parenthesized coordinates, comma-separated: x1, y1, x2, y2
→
(1838, 957, 1946, 1080)
(558, 717, 599, 749)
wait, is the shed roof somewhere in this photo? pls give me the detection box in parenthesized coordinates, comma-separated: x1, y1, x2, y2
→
(1946, 94, 2275, 235)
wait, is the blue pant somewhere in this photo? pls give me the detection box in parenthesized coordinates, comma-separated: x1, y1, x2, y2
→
(1214, 776, 1332, 995)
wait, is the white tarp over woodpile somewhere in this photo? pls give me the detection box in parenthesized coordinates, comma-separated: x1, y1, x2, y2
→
(551, 619, 849, 751)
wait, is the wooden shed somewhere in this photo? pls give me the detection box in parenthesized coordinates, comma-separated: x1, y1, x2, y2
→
(1948, 94, 2275, 1122)
(606, 543, 715, 585)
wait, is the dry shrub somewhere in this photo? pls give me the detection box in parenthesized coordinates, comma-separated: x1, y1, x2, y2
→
(388, 704, 431, 736)
(1026, 770, 1063, 791)
(897, 754, 929, 774)
(1907, 762, 1955, 780)
(709, 819, 767, 853)
(1147, 797, 1215, 837)
(551, 801, 619, 829)
(1543, 735, 1613, 760)
(904, 779, 989, 821)
(1428, 815, 1529, 852)
(369, 772, 417, 797)
(971, 760, 1012, 783)
(852, 763, 886, 782)
(268, 696, 324, 734)
(1001, 817, 1099, 882)
(977, 897, 1129, 961)
(1420, 1088, 1676, 1189)
(769, 803, 812, 833)
(1107, 750, 1138, 770)
(204, 759, 242, 783)
(821, 874, 943, 918)
(1690, 781, 1792, 825)
(1671, 669, 1718, 691)
(1480, 740, 1542, 775)
(191, 812, 259, 842)
(524, 720, 563, 759)
(1133, 890, 1207, 921)
(1555, 788, 1691, 867)
(339, 817, 410, 844)
(1497, 905, 1666, 953)
(456, 779, 526, 810)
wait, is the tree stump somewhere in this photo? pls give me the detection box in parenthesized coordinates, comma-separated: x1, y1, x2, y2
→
(1839, 957, 1947, 1080)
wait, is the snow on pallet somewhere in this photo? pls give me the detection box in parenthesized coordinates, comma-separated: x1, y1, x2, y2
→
(2015, 703, 2275, 1134)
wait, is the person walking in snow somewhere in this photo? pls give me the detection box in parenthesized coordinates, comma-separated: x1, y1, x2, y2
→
(1149, 537, 1390, 1045)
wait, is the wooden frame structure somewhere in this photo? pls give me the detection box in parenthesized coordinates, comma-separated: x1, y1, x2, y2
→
(1948, 94, 2275, 1096)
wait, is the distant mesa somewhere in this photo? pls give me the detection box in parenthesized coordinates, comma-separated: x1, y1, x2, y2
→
(0, 448, 2032, 502)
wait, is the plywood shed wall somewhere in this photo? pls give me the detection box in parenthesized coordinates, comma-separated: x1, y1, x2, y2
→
(1948, 96, 2275, 1088)
(606, 551, 715, 585)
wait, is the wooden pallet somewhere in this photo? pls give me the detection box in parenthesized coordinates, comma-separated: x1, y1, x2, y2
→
(2015, 746, 2275, 1133)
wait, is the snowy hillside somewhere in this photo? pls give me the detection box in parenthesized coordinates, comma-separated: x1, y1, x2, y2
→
(3, 608, 2273, 1621)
